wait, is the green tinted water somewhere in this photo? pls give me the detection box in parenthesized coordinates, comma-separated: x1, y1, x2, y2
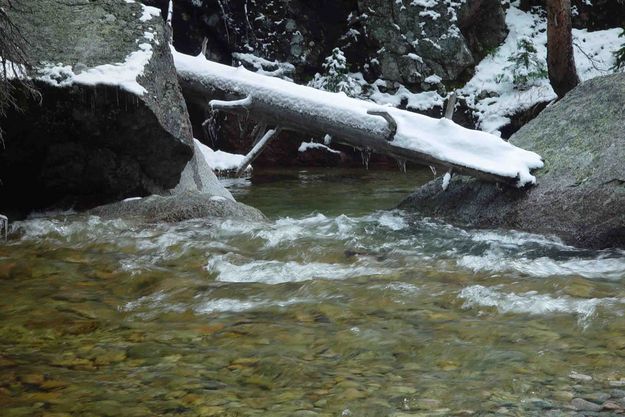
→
(1, 168, 625, 417)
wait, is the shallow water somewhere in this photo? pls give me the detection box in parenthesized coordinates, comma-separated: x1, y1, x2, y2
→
(1, 168, 625, 417)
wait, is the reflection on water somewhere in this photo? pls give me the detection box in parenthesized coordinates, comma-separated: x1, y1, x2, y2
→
(1, 168, 625, 417)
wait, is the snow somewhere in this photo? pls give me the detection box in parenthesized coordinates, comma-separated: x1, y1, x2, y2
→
(0, 60, 27, 80)
(298, 141, 341, 154)
(364, 76, 445, 111)
(38, 41, 154, 95)
(442, 172, 452, 190)
(461, 5, 622, 133)
(210, 95, 253, 110)
(175, 48, 544, 186)
(424, 74, 442, 84)
(35, 2, 159, 96)
(232, 52, 295, 80)
(139, 5, 160, 22)
(194, 139, 250, 173)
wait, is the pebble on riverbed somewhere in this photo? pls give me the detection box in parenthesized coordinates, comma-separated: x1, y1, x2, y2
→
(571, 397, 603, 412)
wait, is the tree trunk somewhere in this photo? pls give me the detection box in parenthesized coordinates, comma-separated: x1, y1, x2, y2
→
(546, 0, 580, 98)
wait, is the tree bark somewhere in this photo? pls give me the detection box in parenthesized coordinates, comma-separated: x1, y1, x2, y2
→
(179, 77, 522, 186)
(546, 0, 580, 98)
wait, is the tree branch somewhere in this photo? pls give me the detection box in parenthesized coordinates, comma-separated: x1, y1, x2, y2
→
(366, 109, 397, 141)
(236, 127, 281, 177)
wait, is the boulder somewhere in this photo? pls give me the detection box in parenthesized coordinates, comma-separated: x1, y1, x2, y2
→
(89, 191, 265, 223)
(353, 0, 507, 87)
(0, 0, 193, 217)
(398, 73, 625, 249)
(173, 140, 235, 199)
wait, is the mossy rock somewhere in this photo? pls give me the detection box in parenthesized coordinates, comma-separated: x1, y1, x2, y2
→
(0, 0, 194, 216)
(399, 73, 625, 249)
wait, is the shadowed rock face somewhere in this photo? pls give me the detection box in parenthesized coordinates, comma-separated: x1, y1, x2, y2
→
(0, 0, 194, 217)
(353, 0, 507, 87)
(170, 0, 507, 88)
(399, 73, 625, 249)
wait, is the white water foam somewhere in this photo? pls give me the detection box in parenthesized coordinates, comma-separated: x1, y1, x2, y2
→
(123, 291, 309, 316)
(194, 296, 308, 314)
(458, 249, 625, 280)
(206, 253, 387, 284)
(459, 285, 624, 324)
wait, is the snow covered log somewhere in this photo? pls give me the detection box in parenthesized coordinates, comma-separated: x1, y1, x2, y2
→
(173, 49, 544, 187)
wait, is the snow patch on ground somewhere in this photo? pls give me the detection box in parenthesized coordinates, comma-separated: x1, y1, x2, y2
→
(461, 6, 621, 133)
(194, 139, 249, 173)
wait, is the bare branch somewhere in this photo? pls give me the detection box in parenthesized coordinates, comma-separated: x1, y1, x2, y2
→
(444, 92, 457, 120)
(366, 109, 397, 141)
(236, 127, 281, 177)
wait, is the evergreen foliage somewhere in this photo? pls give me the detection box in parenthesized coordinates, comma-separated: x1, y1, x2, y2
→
(309, 48, 359, 97)
(497, 38, 547, 90)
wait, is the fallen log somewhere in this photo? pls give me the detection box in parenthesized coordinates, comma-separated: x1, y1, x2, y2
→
(173, 49, 544, 187)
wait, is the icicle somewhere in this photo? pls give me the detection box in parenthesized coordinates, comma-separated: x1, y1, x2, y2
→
(396, 158, 407, 173)
(202, 111, 219, 146)
(429, 165, 437, 177)
(324, 134, 332, 145)
(0, 214, 7, 241)
(361, 148, 372, 170)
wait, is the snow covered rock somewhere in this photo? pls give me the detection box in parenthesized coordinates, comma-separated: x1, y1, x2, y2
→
(171, 0, 354, 78)
(352, 0, 507, 87)
(0, 0, 193, 216)
(399, 73, 625, 249)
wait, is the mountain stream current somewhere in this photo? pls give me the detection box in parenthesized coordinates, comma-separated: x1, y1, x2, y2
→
(1, 168, 625, 417)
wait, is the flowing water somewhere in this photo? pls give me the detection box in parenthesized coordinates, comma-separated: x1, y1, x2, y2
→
(1, 168, 625, 417)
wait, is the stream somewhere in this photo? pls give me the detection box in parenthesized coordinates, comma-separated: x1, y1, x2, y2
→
(1, 168, 625, 417)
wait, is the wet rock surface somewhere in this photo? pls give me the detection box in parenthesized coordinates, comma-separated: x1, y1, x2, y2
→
(0, 0, 194, 217)
(399, 73, 625, 249)
(89, 191, 265, 223)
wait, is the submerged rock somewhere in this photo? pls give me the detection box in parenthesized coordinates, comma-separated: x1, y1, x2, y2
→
(89, 191, 265, 223)
(0, 0, 193, 216)
(398, 73, 625, 249)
